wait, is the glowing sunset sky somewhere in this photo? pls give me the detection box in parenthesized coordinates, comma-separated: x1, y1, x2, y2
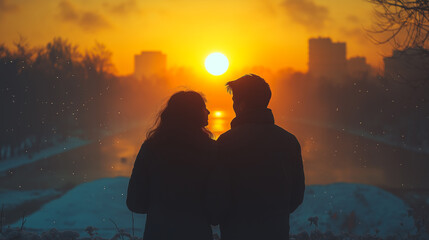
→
(0, 0, 392, 75)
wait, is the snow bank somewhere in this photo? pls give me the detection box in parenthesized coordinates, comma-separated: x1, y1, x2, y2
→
(11, 177, 146, 238)
(13, 178, 417, 238)
(291, 183, 417, 237)
(0, 189, 61, 209)
(0, 121, 147, 176)
(0, 137, 90, 176)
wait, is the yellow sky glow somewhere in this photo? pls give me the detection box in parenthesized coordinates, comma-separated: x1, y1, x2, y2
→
(0, 0, 393, 75)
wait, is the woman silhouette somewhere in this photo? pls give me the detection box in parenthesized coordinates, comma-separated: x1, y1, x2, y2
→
(127, 91, 214, 240)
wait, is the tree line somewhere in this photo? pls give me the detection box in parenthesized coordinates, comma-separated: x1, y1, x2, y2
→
(0, 38, 158, 160)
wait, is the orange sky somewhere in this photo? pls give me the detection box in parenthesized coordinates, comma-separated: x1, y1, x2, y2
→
(0, 0, 393, 75)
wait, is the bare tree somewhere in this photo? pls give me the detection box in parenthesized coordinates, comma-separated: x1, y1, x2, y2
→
(368, 0, 429, 50)
(83, 42, 115, 77)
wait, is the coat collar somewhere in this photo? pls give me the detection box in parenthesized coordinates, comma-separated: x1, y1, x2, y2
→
(230, 108, 275, 129)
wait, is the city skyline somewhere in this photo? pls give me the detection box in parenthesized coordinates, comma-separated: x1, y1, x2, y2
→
(134, 36, 374, 80)
(0, 0, 393, 75)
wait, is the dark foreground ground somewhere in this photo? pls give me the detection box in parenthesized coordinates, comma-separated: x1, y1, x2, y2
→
(0, 228, 426, 240)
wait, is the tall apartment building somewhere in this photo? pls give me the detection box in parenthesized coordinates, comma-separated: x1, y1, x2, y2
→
(384, 48, 429, 85)
(308, 37, 347, 79)
(347, 56, 371, 77)
(134, 51, 167, 81)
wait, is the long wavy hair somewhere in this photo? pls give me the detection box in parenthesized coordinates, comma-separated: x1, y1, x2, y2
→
(146, 91, 212, 146)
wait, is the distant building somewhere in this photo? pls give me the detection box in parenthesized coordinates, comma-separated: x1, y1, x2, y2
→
(384, 48, 429, 85)
(308, 37, 347, 79)
(347, 56, 371, 77)
(134, 51, 166, 81)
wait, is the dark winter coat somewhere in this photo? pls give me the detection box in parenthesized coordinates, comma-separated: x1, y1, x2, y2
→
(208, 108, 305, 240)
(127, 134, 215, 240)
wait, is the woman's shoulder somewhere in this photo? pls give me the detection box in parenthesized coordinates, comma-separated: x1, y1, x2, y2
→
(140, 139, 152, 150)
(142, 132, 215, 152)
(139, 139, 161, 155)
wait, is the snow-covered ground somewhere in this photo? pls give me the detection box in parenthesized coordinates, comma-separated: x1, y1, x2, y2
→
(10, 177, 146, 238)
(290, 183, 416, 237)
(10, 177, 418, 239)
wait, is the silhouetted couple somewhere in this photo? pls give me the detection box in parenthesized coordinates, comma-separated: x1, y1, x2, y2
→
(127, 74, 305, 240)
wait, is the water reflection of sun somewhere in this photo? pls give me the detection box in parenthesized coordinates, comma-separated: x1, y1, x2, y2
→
(208, 110, 230, 139)
(214, 111, 223, 118)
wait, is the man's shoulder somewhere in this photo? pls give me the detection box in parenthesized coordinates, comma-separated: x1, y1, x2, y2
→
(217, 129, 233, 143)
(273, 124, 298, 141)
(217, 124, 298, 143)
(216, 125, 251, 143)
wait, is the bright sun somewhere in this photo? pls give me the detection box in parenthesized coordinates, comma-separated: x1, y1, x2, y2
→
(205, 52, 229, 76)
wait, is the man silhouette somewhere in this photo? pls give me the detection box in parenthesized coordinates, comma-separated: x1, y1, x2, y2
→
(210, 74, 305, 240)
